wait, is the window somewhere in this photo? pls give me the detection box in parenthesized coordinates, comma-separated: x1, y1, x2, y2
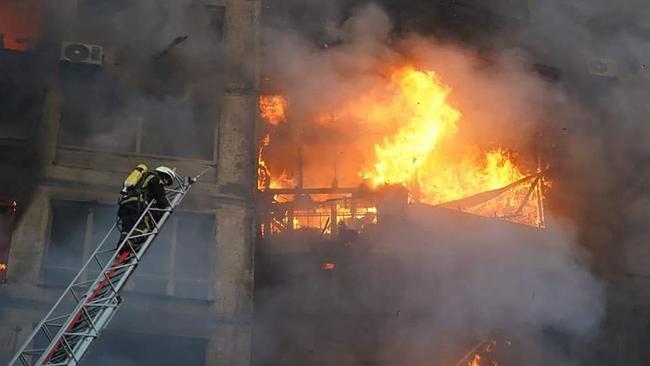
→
(0, 52, 45, 142)
(206, 5, 226, 40)
(84, 331, 207, 366)
(59, 79, 138, 152)
(139, 101, 216, 160)
(57, 0, 222, 161)
(59, 79, 216, 160)
(43, 200, 214, 300)
(42, 200, 117, 286)
(0, 199, 16, 283)
(133, 211, 215, 300)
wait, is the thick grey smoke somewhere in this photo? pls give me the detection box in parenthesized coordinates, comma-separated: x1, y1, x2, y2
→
(518, 3, 650, 362)
(53, 0, 225, 161)
(256, 1, 612, 365)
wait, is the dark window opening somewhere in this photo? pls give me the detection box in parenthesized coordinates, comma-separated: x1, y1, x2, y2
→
(205, 5, 226, 40)
(85, 331, 207, 366)
(0, 51, 45, 143)
(0, 198, 17, 283)
(59, 78, 216, 160)
(42, 200, 117, 286)
(58, 0, 221, 160)
(59, 79, 138, 152)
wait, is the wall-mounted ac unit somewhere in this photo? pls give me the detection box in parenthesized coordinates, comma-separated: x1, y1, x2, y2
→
(60, 42, 103, 67)
(587, 58, 618, 77)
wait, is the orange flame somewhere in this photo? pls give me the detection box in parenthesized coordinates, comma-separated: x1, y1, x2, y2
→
(259, 95, 288, 125)
(322, 262, 336, 271)
(258, 132, 297, 191)
(258, 65, 543, 229)
(358, 66, 526, 204)
(0, 263, 7, 272)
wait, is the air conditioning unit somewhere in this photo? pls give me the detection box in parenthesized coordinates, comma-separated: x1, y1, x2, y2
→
(60, 42, 103, 67)
(587, 58, 618, 77)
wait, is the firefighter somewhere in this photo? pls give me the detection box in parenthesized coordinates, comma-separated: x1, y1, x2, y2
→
(117, 165, 177, 246)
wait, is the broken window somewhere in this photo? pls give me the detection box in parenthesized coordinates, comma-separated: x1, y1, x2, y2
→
(43, 199, 214, 299)
(0, 199, 16, 283)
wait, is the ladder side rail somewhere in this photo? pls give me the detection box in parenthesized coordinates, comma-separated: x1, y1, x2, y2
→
(67, 184, 190, 363)
(32, 199, 159, 366)
(6, 223, 118, 366)
(37, 184, 189, 366)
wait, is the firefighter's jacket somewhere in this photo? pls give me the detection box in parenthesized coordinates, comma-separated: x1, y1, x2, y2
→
(120, 172, 170, 210)
(118, 172, 170, 236)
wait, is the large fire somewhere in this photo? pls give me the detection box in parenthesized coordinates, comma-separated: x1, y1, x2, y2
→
(258, 65, 544, 229)
(352, 66, 526, 204)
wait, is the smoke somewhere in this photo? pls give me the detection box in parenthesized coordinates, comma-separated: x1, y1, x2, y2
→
(261, 2, 564, 189)
(256, 1, 615, 365)
(254, 211, 605, 365)
(53, 0, 226, 161)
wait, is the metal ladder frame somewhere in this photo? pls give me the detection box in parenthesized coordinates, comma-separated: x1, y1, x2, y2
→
(7, 174, 196, 366)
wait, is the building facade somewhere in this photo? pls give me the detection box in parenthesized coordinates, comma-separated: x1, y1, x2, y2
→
(0, 1, 260, 365)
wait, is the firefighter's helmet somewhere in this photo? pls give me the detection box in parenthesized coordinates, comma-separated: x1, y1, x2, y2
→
(154, 166, 176, 186)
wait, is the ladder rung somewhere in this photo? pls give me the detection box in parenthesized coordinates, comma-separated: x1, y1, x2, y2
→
(45, 313, 75, 324)
(63, 331, 98, 338)
(108, 262, 138, 271)
(86, 299, 119, 307)
(125, 232, 157, 242)
(149, 207, 172, 212)
(22, 348, 46, 355)
(71, 278, 97, 288)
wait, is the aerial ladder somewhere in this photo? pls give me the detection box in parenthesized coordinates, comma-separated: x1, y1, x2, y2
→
(7, 170, 204, 366)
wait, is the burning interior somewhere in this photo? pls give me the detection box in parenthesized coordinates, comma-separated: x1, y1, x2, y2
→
(257, 65, 547, 240)
(252, 42, 571, 363)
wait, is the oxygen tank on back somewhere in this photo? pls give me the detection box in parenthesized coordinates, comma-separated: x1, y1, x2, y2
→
(122, 164, 148, 194)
